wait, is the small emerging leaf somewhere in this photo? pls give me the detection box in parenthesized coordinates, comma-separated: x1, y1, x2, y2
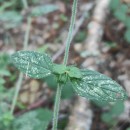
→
(52, 64, 82, 79)
(53, 64, 66, 74)
(67, 66, 82, 78)
(71, 69, 127, 102)
(11, 51, 53, 79)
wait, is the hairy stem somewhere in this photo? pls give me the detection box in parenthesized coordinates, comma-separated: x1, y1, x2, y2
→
(11, 73, 23, 114)
(10, 0, 31, 114)
(63, 0, 78, 65)
(52, 84, 62, 130)
(22, 0, 28, 8)
(52, 0, 78, 129)
(23, 17, 32, 50)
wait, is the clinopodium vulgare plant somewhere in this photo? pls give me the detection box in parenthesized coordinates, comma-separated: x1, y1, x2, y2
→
(11, 0, 127, 130)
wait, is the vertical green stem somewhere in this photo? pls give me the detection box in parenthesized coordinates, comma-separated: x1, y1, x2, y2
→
(10, 73, 23, 114)
(52, 0, 78, 130)
(52, 84, 62, 130)
(10, 0, 31, 114)
(63, 0, 78, 65)
(23, 17, 32, 50)
(22, 0, 28, 8)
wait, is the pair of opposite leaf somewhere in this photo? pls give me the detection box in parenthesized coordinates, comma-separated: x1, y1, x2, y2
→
(11, 51, 127, 102)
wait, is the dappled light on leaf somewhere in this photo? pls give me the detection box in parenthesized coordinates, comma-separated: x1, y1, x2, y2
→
(11, 51, 53, 79)
(71, 69, 127, 101)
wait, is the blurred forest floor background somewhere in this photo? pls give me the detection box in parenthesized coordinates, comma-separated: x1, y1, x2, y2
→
(0, 0, 130, 130)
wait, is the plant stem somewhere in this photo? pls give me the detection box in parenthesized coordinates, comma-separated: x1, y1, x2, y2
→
(10, 0, 31, 114)
(52, 0, 78, 129)
(11, 73, 23, 114)
(23, 17, 32, 50)
(22, 0, 28, 8)
(52, 84, 62, 130)
(63, 0, 78, 65)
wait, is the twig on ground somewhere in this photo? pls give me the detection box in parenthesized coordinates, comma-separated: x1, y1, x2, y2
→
(65, 97, 93, 130)
(81, 0, 111, 58)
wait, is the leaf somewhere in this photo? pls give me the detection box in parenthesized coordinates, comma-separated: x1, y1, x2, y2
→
(0, 1, 14, 12)
(30, 4, 58, 17)
(71, 69, 127, 101)
(44, 75, 75, 99)
(101, 101, 124, 125)
(53, 64, 67, 74)
(109, 101, 124, 116)
(125, 17, 130, 28)
(114, 9, 126, 22)
(67, 66, 82, 79)
(0, 11, 23, 29)
(52, 64, 82, 79)
(125, 29, 130, 43)
(61, 81, 75, 99)
(2, 112, 14, 127)
(109, 0, 120, 10)
(92, 100, 109, 107)
(0, 53, 10, 68)
(13, 108, 53, 130)
(101, 113, 117, 125)
(114, 4, 128, 23)
(0, 78, 5, 85)
(11, 51, 53, 79)
(0, 69, 11, 76)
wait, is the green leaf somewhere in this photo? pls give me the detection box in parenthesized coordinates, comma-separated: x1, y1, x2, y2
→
(2, 112, 14, 127)
(101, 113, 117, 125)
(125, 29, 130, 43)
(0, 78, 5, 84)
(71, 69, 127, 101)
(0, 85, 5, 93)
(127, 128, 130, 130)
(61, 81, 75, 99)
(0, 1, 14, 12)
(109, 101, 124, 116)
(44, 75, 75, 99)
(0, 69, 11, 76)
(101, 101, 124, 125)
(53, 64, 67, 74)
(114, 11, 126, 22)
(11, 51, 53, 79)
(125, 17, 130, 28)
(113, 3, 128, 22)
(0, 11, 23, 29)
(13, 108, 52, 130)
(0, 53, 9, 68)
(119, 4, 128, 13)
(30, 4, 58, 17)
(67, 66, 82, 79)
(109, 0, 120, 11)
(52, 64, 82, 79)
(44, 74, 57, 88)
(92, 100, 109, 107)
